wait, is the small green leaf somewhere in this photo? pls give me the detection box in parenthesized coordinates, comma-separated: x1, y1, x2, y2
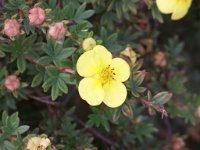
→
(31, 73, 43, 87)
(16, 125, 30, 134)
(56, 47, 76, 60)
(151, 3, 164, 23)
(2, 111, 8, 126)
(152, 92, 172, 105)
(4, 141, 15, 150)
(0, 50, 5, 57)
(42, 77, 56, 92)
(57, 79, 68, 93)
(8, 112, 19, 129)
(51, 84, 60, 100)
(37, 56, 52, 65)
(17, 57, 26, 73)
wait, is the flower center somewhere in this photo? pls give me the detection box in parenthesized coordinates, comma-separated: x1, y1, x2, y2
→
(99, 65, 116, 84)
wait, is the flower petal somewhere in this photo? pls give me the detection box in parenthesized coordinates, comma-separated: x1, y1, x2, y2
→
(171, 0, 190, 20)
(156, 0, 178, 14)
(93, 45, 112, 67)
(76, 50, 100, 77)
(78, 78, 104, 106)
(103, 80, 127, 108)
(110, 58, 130, 82)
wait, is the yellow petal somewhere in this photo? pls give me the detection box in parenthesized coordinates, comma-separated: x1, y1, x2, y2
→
(76, 50, 100, 77)
(78, 78, 104, 106)
(93, 45, 112, 67)
(103, 80, 127, 108)
(171, 0, 190, 20)
(156, 0, 178, 14)
(110, 58, 130, 82)
(186, 0, 192, 8)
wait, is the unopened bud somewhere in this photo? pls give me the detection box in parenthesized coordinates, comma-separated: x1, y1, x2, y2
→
(4, 75, 20, 91)
(48, 22, 66, 40)
(3, 19, 20, 37)
(122, 104, 133, 119)
(82, 37, 96, 51)
(171, 137, 185, 150)
(153, 51, 167, 67)
(29, 7, 45, 25)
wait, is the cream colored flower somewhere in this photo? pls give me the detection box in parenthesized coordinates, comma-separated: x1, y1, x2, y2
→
(27, 136, 51, 150)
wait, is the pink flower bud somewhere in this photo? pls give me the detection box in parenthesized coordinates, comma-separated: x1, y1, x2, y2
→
(171, 137, 185, 150)
(48, 22, 66, 40)
(4, 75, 20, 91)
(153, 51, 167, 67)
(3, 19, 20, 37)
(29, 7, 45, 25)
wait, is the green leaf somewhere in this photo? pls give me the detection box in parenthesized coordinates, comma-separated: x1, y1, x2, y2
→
(16, 125, 29, 134)
(31, 73, 43, 87)
(152, 92, 172, 105)
(8, 112, 19, 129)
(17, 57, 26, 73)
(51, 84, 60, 100)
(4, 141, 15, 150)
(79, 10, 95, 19)
(55, 47, 76, 60)
(37, 56, 53, 65)
(75, 3, 86, 18)
(0, 50, 5, 57)
(45, 67, 59, 77)
(49, 0, 57, 8)
(57, 79, 68, 93)
(151, 3, 164, 23)
(2, 111, 8, 126)
(1, 44, 12, 52)
(42, 77, 56, 92)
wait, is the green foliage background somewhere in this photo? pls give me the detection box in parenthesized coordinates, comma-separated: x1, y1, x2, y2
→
(0, 0, 200, 149)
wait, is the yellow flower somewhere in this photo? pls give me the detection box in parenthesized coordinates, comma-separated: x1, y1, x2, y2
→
(82, 37, 96, 51)
(27, 136, 51, 150)
(27, 137, 42, 150)
(77, 45, 130, 108)
(156, 0, 192, 20)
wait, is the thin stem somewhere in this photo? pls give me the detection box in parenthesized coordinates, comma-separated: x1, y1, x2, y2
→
(74, 117, 117, 147)
(29, 95, 60, 105)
